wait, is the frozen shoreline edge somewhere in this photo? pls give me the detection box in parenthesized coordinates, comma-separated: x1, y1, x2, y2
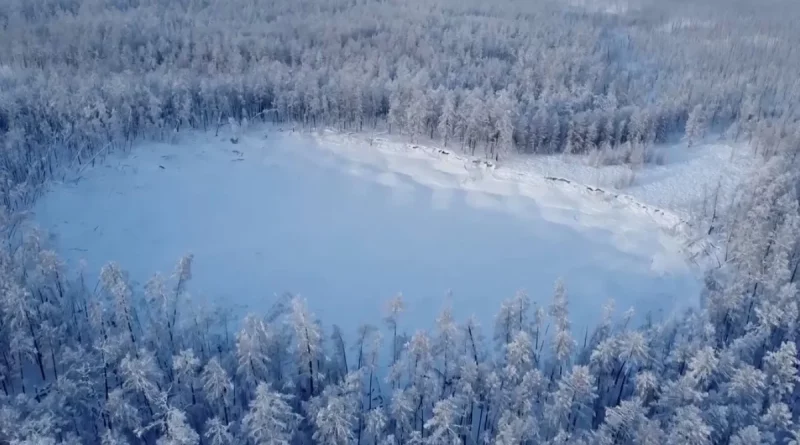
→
(303, 128, 703, 270)
(311, 129, 689, 233)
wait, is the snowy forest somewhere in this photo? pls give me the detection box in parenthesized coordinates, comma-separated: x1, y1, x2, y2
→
(1, 0, 800, 443)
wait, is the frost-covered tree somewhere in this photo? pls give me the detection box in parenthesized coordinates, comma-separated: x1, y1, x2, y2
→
(550, 280, 575, 378)
(684, 105, 708, 147)
(242, 383, 300, 445)
(236, 315, 271, 387)
(385, 294, 406, 371)
(432, 304, 461, 400)
(308, 372, 361, 445)
(204, 418, 233, 445)
(546, 365, 597, 434)
(437, 92, 457, 148)
(202, 357, 233, 423)
(491, 90, 515, 161)
(156, 408, 199, 445)
(173, 349, 200, 405)
(666, 406, 712, 445)
(289, 296, 323, 397)
(120, 349, 163, 408)
(764, 341, 799, 402)
(424, 397, 463, 445)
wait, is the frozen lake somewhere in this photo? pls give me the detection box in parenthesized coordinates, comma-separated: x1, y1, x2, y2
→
(33, 131, 701, 333)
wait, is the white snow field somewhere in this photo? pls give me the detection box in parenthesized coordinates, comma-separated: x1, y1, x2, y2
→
(33, 129, 703, 334)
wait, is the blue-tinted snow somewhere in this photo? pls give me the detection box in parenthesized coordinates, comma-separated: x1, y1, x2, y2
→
(33, 131, 701, 335)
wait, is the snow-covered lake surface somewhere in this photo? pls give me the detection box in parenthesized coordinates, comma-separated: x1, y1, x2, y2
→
(33, 130, 702, 333)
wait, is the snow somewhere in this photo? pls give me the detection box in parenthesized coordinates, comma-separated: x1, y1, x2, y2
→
(509, 141, 755, 219)
(33, 128, 702, 336)
(324, 131, 754, 222)
(567, 0, 635, 15)
(314, 131, 692, 237)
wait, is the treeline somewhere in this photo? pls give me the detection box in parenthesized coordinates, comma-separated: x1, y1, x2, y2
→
(0, 140, 798, 444)
(2, 0, 800, 208)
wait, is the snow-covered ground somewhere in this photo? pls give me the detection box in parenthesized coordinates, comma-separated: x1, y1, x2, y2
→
(320, 131, 754, 223)
(510, 141, 755, 218)
(33, 128, 704, 336)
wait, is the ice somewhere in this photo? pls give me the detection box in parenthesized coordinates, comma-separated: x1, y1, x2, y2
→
(33, 128, 701, 336)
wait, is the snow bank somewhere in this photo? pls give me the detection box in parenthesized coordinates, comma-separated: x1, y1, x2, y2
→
(311, 130, 692, 262)
(508, 142, 755, 218)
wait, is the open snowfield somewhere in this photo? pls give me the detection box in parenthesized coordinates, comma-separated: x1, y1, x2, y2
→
(33, 128, 704, 334)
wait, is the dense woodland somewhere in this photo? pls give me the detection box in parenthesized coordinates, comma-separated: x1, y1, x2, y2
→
(1, 0, 800, 443)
